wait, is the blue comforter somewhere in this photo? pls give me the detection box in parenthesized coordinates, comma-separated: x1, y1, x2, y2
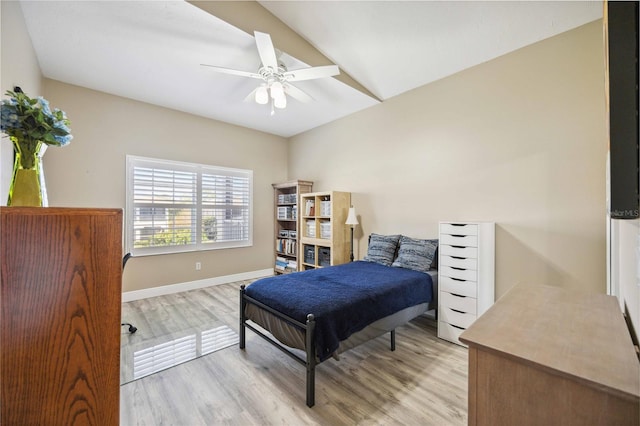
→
(245, 261, 433, 361)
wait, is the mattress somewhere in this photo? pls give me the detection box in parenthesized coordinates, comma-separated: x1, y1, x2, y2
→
(244, 267, 438, 360)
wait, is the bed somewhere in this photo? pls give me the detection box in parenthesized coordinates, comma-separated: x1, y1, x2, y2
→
(239, 234, 438, 407)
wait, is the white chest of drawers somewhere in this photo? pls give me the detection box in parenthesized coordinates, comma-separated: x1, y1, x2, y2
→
(437, 221, 495, 346)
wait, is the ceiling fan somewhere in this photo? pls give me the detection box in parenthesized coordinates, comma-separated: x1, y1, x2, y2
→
(201, 31, 340, 114)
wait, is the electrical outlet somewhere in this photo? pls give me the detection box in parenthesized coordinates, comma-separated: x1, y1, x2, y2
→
(195, 262, 201, 271)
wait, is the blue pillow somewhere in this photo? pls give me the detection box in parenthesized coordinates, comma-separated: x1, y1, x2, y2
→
(363, 234, 400, 266)
(392, 236, 438, 272)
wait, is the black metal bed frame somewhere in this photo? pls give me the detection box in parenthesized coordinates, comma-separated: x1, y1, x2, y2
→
(239, 284, 396, 407)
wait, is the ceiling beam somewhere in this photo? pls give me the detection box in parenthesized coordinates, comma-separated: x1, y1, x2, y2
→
(188, 0, 380, 102)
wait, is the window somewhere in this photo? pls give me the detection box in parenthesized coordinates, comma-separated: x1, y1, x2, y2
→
(126, 155, 252, 256)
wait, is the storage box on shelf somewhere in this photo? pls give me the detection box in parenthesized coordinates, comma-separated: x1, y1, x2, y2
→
(437, 221, 495, 346)
(299, 191, 350, 270)
(273, 180, 313, 274)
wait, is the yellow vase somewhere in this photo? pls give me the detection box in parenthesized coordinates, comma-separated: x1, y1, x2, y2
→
(7, 140, 48, 207)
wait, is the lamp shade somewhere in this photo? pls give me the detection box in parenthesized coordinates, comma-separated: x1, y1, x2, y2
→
(270, 81, 284, 99)
(274, 94, 287, 109)
(345, 207, 359, 226)
(255, 85, 269, 105)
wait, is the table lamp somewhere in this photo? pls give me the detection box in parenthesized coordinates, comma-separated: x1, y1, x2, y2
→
(345, 207, 359, 262)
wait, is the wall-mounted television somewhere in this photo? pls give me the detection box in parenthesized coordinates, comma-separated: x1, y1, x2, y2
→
(607, 1, 639, 220)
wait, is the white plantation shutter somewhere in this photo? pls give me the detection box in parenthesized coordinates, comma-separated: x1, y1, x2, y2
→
(132, 165, 197, 250)
(201, 172, 251, 244)
(126, 156, 252, 256)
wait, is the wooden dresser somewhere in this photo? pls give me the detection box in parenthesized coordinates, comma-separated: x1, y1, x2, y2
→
(1, 207, 122, 425)
(460, 283, 640, 426)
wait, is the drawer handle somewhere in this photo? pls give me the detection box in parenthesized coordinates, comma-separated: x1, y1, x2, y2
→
(451, 245, 465, 249)
(450, 277, 466, 282)
(451, 256, 466, 260)
(451, 234, 465, 238)
(450, 293, 466, 298)
(450, 308, 466, 314)
(450, 324, 465, 330)
(451, 267, 466, 271)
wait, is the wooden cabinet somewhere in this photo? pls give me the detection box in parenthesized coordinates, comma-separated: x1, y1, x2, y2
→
(1, 207, 122, 426)
(437, 221, 495, 346)
(299, 191, 350, 269)
(460, 283, 640, 426)
(273, 180, 313, 274)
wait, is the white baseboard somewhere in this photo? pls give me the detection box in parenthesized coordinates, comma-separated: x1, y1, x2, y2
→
(122, 268, 273, 302)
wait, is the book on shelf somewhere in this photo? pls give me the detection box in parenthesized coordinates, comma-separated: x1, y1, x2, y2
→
(275, 256, 288, 271)
(275, 238, 297, 255)
(305, 199, 315, 216)
(275, 256, 298, 273)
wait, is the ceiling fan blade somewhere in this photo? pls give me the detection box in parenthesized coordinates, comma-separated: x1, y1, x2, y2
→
(283, 65, 340, 82)
(284, 83, 313, 103)
(254, 31, 278, 71)
(200, 64, 261, 79)
(243, 87, 259, 103)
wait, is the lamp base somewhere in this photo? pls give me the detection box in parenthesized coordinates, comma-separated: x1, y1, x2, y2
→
(349, 227, 355, 262)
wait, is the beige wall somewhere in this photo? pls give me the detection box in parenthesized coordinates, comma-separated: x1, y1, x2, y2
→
(0, 1, 43, 203)
(0, 1, 290, 293)
(42, 81, 289, 292)
(0, 6, 610, 299)
(289, 21, 607, 298)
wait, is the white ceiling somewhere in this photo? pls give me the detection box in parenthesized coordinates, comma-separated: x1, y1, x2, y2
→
(18, 1, 602, 138)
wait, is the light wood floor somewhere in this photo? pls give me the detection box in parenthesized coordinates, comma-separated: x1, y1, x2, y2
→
(120, 281, 469, 425)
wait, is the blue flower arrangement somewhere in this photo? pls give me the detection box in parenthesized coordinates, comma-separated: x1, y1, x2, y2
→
(1, 87, 72, 167)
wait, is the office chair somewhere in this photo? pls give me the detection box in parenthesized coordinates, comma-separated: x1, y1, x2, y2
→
(121, 252, 137, 334)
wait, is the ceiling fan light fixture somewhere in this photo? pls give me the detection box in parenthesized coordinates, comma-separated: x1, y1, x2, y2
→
(255, 85, 269, 105)
(270, 81, 284, 100)
(274, 94, 287, 109)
